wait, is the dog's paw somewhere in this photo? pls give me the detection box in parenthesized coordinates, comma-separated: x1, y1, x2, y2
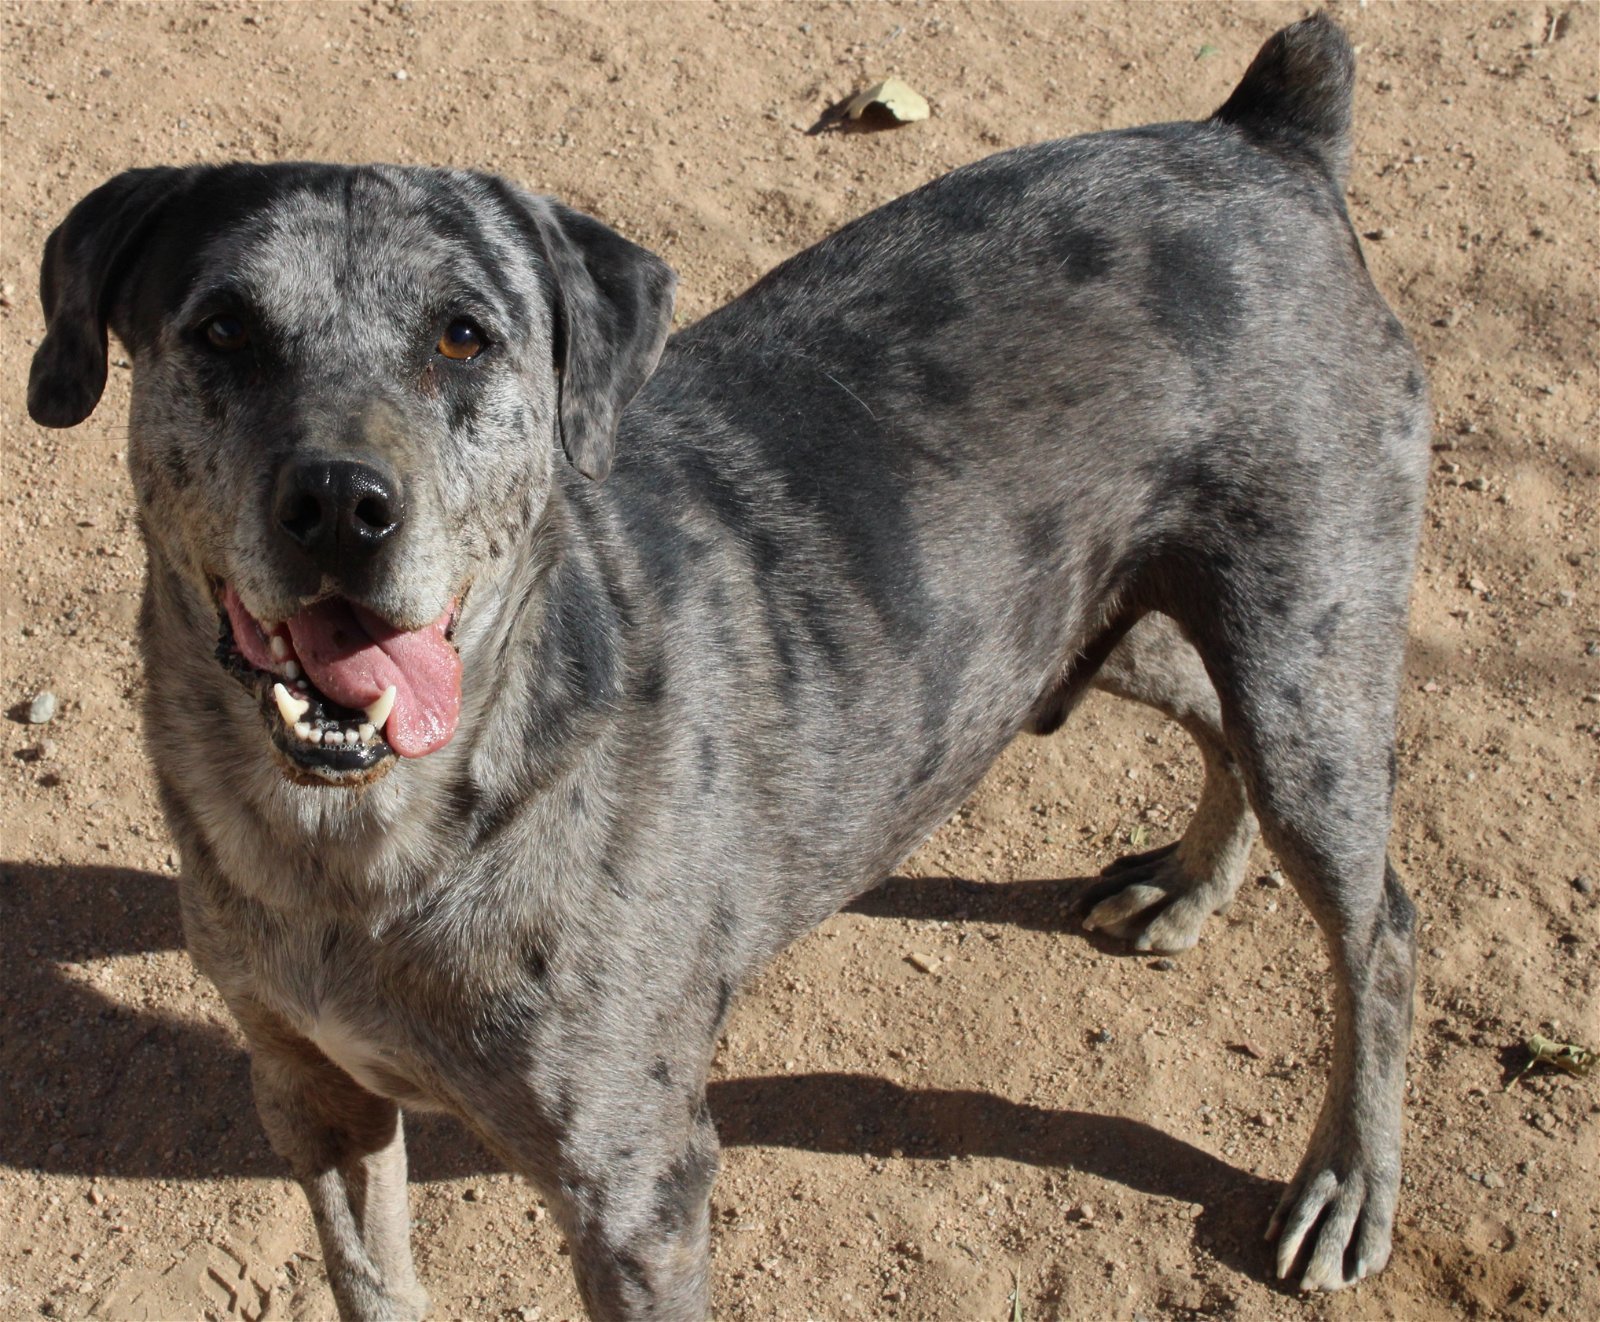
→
(1267, 1155, 1398, 1292)
(1079, 843, 1223, 953)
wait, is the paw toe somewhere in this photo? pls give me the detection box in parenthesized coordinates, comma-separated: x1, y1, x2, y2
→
(1081, 883, 1166, 936)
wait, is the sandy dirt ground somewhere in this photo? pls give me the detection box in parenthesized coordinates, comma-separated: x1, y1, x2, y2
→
(2, 1, 1597, 1319)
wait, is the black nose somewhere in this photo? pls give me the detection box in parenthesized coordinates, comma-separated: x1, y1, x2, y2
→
(273, 458, 404, 570)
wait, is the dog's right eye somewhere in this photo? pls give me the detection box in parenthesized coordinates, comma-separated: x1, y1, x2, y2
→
(203, 315, 250, 352)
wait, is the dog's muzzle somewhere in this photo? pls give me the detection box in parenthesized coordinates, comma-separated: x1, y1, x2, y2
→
(216, 583, 461, 784)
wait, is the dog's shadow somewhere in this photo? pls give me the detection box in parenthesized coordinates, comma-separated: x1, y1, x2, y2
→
(0, 860, 1276, 1283)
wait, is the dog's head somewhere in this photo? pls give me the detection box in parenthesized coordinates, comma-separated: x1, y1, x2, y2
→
(29, 164, 674, 786)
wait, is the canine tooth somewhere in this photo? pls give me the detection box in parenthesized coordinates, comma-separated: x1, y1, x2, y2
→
(269, 635, 290, 661)
(364, 685, 397, 730)
(282, 659, 301, 681)
(273, 683, 310, 724)
(358, 723, 375, 743)
(293, 721, 312, 740)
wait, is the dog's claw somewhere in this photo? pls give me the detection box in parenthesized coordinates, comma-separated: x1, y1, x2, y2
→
(1271, 1157, 1394, 1293)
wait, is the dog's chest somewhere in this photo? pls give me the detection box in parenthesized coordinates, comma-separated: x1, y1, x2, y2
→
(254, 929, 450, 1113)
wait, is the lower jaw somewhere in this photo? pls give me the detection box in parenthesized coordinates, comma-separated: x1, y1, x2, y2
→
(266, 716, 398, 788)
(224, 657, 399, 788)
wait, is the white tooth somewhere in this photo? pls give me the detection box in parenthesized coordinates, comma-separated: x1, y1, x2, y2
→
(269, 635, 290, 661)
(325, 729, 345, 745)
(293, 721, 312, 740)
(273, 683, 310, 724)
(307, 727, 323, 744)
(282, 659, 301, 680)
(358, 723, 375, 743)
(364, 685, 397, 730)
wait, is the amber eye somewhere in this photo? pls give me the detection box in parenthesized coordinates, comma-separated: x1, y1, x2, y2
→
(204, 315, 249, 351)
(438, 319, 485, 361)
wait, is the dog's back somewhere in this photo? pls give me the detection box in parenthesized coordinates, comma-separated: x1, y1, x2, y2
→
(594, 15, 1427, 937)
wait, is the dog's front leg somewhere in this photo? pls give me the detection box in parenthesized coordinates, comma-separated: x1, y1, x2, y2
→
(244, 1010, 427, 1322)
(483, 1078, 721, 1321)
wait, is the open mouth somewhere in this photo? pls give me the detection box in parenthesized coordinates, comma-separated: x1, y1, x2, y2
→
(216, 583, 462, 783)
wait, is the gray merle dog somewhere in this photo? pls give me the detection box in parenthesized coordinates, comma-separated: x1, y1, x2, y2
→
(28, 15, 1426, 1319)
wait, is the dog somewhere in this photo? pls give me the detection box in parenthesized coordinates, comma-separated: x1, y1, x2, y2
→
(28, 15, 1426, 1319)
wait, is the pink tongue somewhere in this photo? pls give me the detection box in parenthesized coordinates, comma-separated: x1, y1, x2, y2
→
(285, 599, 461, 758)
(223, 587, 278, 673)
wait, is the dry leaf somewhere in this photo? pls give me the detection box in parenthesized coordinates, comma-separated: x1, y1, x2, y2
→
(845, 77, 930, 124)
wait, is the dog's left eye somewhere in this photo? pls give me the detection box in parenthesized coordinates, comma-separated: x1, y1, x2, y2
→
(203, 315, 250, 352)
(438, 320, 486, 362)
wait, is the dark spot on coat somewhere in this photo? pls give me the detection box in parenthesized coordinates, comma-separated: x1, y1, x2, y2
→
(697, 735, 718, 794)
(651, 1140, 718, 1233)
(522, 938, 548, 983)
(712, 977, 733, 1029)
(1143, 227, 1243, 362)
(613, 1253, 650, 1295)
(649, 1059, 671, 1086)
(163, 447, 193, 489)
(908, 352, 971, 408)
(632, 655, 667, 706)
(1049, 225, 1114, 283)
(1311, 602, 1344, 653)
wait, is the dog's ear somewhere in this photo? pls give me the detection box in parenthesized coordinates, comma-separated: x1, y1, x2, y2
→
(513, 193, 677, 482)
(28, 167, 188, 429)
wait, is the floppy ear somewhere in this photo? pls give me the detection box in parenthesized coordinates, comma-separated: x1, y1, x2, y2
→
(28, 167, 188, 429)
(517, 194, 677, 482)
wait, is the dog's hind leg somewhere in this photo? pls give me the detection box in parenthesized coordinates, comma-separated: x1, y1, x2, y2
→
(1168, 544, 1418, 1291)
(1079, 613, 1259, 952)
(245, 1011, 427, 1322)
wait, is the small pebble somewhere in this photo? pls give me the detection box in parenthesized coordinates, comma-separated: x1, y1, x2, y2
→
(393, 69, 409, 81)
(1091, 1028, 1113, 1045)
(463, 1187, 483, 1202)
(1556, 590, 1575, 607)
(1150, 957, 1176, 972)
(26, 691, 57, 724)
(1482, 1170, 1505, 1189)
(906, 952, 936, 974)
(1365, 227, 1395, 241)
(1259, 870, 1284, 889)
(1573, 875, 1594, 897)
(1465, 476, 1489, 492)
